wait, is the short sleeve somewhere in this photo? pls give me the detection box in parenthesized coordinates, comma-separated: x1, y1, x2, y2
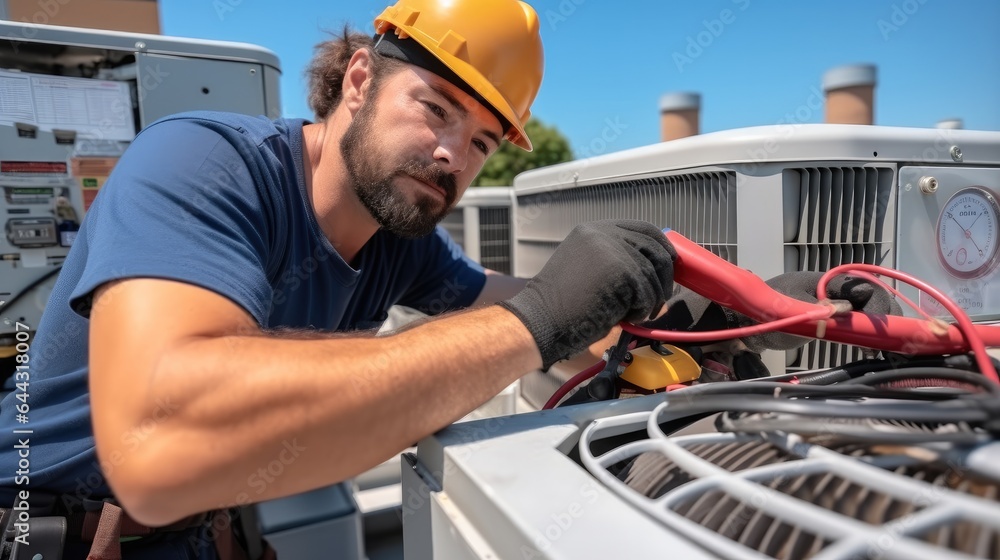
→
(397, 226, 486, 314)
(69, 118, 274, 324)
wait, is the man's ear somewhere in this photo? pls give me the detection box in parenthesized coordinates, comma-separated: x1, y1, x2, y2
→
(342, 49, 374, 115)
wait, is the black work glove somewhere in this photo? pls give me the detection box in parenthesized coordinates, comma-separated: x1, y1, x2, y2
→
(650, 271, 902, 353)
(499, 220, 677, 369)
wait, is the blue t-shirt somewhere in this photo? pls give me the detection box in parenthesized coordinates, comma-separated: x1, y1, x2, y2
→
(0, 111, 486, 504)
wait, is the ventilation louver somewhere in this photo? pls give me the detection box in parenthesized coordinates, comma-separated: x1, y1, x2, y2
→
(783, 167, 895, 371)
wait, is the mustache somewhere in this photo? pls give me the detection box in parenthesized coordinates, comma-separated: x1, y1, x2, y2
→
(397, 159, 457, 199)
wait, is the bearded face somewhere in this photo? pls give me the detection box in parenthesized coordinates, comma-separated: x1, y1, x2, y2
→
(339, 90, 458, 239)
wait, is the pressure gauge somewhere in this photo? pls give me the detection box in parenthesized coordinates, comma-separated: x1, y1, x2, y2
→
(936, 186, 1000, 279)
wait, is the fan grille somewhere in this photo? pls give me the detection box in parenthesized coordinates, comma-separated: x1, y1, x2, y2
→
(617, 437, 1000, 558)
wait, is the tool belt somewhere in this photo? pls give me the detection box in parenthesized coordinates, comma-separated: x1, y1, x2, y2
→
(0, 494, 276, 560)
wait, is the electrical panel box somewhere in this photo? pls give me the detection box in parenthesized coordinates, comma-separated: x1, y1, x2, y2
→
(0, 20, 281, 349)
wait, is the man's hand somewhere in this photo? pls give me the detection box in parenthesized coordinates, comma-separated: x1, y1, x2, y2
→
(499, 220, 676, 369)
(651, 271, 903, 353)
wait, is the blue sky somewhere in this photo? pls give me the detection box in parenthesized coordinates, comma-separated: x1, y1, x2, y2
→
(161, 0, 1000, 156)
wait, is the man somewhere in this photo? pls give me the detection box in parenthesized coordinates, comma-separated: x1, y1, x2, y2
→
(0, 0, 679, 558)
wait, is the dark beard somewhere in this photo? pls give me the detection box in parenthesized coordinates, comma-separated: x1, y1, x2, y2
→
(340, 96, 458, 239)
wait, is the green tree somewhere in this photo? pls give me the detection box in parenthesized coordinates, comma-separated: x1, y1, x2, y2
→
(471, 118, 573, 186)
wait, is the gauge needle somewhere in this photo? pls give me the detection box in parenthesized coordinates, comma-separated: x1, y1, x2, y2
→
(969, 235, 984, 256)
(950, 214, 967, 233)
(967, 212, 983, 229)
(949, 214, 984, 256)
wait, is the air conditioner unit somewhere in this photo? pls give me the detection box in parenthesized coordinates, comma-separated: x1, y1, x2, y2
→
(511, 124, 1000, 379)
(404, 379, 1000, 560)
(441, 186, 515, 274)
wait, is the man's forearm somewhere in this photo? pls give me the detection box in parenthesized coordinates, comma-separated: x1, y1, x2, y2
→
(104, 305, 540, 525)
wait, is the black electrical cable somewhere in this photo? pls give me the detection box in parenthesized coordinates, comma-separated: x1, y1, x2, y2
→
(666, 379, 977, 402)
(793, 356, 987, 386)
(658, 393, 993, 424)
(0, 265, 62, 317)
(651, 362, 1000, 441)
(717, 414, 989, 444)
(793, 358, 896, 386)
(842, 367, 1000, 395)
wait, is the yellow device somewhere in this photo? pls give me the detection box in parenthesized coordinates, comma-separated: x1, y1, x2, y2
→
(621, 343, 701, 390)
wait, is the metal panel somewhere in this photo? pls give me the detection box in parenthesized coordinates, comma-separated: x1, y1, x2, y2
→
(136, 52, 267, 125)
(409, 400, 719, 560)
(0, 20, 281, 69)
(514, 126, 1000, 194)
(896, 166, 1000, 322)
(734, 167, 784, 279)
(462, 206, 480, 262)
(516, 240, 560, 279)
(263, 64, 283, 119)
(430, 491, 498, 560)
(257, 482, 364, 560)
(402, 454, 435, 560)
(439, 211, 466, 251)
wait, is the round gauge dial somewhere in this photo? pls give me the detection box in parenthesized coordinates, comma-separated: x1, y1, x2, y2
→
(936, 186, 1000, 279)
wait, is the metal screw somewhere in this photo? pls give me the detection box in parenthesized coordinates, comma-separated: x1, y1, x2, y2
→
(950, 145, 963, 162)
(134, 41, 146, 50)
(249, 68, 256, 75)
(918, 176, 939, 194)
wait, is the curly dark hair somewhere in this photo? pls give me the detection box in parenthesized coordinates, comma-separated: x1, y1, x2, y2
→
(306, 26, 405, 121)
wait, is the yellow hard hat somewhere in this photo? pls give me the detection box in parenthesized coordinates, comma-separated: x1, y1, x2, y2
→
(374, 0, 544, 151)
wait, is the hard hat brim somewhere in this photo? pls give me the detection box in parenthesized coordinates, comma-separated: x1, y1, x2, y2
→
(374, 27, 533, 152)
(372, 32, 519, 148)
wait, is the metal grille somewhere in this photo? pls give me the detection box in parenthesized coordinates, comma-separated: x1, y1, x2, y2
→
(478, 206, 511, 275)
(782, 167, 896, 371)
(580, 403, 1000, 560)
(515, 172, 737, 276)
